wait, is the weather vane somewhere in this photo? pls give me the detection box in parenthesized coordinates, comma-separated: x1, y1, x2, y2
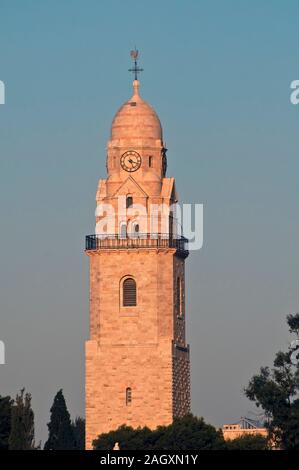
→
(128, 48, 143, 80)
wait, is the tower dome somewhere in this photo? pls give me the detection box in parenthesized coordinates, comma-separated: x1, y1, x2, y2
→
(110, 80, 163, 142)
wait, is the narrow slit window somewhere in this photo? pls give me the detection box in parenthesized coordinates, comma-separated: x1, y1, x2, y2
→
(177, 277, 181, 315)
(126, 387, 132, 405)
(149, 156, 153, 167)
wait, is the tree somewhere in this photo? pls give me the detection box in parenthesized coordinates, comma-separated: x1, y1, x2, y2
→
(8, 388, 35, 450)
(0, 395, 13, 450)
(93, 425, 153, 450)
(71, 417, 85, 450)
(93, 414, 226, 450)
(245, 312, 299, 449)
(154, 415, 225, 450)
(44, 389, 76, 450)
(225, 434, 269, 450)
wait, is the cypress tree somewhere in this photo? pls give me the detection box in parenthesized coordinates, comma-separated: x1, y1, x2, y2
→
(44, 389, 75, 450)
(0, 395, 13, 450)
(71, 416, 85, 450)
(8, 388, 35, 450)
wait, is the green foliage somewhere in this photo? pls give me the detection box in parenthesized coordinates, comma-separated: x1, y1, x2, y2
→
(93, 425, 152, 450)
(8, 388, 35, 450)
(0, 395, 13, 450)
(225, 434, 269, 450)
(44, 389, 76, 450)
(245, 312, 299, 450)
(93, 414, 225, 450)
(71, 416, 85, 450)
(287, 313, 299, 336)
(154, 415, 226, 450)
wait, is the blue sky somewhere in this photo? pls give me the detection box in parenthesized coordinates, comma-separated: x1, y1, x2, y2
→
(0, 0, 299, 443)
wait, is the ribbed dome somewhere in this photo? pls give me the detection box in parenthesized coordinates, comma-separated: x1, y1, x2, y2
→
(111, 80, 162, 141)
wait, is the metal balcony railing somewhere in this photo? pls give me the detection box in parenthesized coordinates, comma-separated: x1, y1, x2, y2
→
(85, 233, 189, 258)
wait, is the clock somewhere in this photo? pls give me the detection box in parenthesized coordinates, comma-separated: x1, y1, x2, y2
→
(120, 151, 142, 172)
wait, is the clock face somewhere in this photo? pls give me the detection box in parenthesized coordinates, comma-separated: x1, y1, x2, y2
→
(120, 151, 142, 172)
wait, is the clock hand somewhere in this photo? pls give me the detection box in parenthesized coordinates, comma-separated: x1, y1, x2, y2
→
(128, 158, 137, 167)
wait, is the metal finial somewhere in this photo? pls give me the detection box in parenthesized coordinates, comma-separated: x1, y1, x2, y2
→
(128, 48, 143, 80)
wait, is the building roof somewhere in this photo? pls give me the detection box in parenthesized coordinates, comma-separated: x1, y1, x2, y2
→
(225, 417, 264, 429)
(111, 80, 162, 142)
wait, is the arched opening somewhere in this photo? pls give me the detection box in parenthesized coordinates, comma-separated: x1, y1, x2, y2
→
(120, 222, 127, 239)
(131, 221, 139, 237)
(123, 278, 137, 307)
(127, 220, 140, 238)
(126, 196, 133, 208)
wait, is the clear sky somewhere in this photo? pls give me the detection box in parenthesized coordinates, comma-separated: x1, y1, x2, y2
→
(0, 0, 299, 444)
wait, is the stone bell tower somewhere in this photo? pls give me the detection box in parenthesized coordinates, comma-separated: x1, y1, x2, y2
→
(85, 53, 190, 450)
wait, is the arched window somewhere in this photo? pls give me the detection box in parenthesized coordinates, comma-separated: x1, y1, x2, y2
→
(126, 387, 132, 405)
(148, 156, 153, 168)
(120, 222, 127, 239)
(123, 278, 137, 307)
(128, 220, 140, 238)
(133, 222, 139, 234)
(126, 196, 133, 208)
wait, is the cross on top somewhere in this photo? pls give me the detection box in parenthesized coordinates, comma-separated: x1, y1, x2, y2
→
(128, 48, 143, 80)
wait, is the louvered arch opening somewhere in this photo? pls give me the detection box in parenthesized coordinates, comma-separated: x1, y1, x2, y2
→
(123, 278, 137, 307)
(126, 387, 132, 405)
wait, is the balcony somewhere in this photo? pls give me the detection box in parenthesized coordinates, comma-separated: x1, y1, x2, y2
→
(85, 233, 189, 258)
